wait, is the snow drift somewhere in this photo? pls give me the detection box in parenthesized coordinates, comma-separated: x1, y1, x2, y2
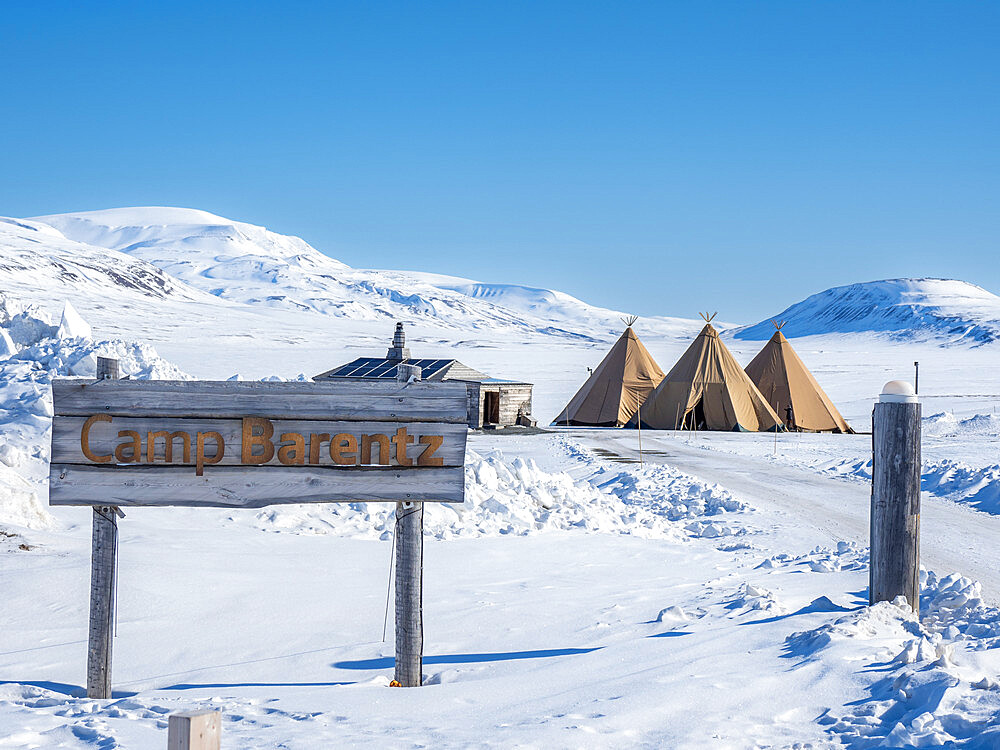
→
(0, 295, 189, 529)
(246, 441, 747, 541)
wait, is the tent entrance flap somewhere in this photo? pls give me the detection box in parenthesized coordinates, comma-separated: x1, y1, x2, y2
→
(683, 400, 706, 431)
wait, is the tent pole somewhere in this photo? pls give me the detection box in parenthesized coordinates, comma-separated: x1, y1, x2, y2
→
(636, 403, 643, 465)
(774, 403, 779, 454)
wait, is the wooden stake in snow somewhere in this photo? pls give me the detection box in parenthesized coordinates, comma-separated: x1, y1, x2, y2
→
(773, 402, 779, 455)
(394, 362, 424, 686)
(394, 500, 423, 686)
(636, 402, 643, 465)
(87, 357, 120, 699)
(870, 380, 921, 612)
(167, 710, 220, 750)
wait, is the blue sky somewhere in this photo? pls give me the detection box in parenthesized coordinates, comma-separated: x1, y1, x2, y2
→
(1, 2, 997, 321)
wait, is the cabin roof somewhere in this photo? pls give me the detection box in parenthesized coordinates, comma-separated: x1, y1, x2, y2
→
(313, 323, 532, 387)
(314, 356, 508, 383)
(316, 357, 458, 380)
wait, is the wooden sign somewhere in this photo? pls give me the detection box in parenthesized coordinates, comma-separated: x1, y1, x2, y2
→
(49, 379, 468, 507)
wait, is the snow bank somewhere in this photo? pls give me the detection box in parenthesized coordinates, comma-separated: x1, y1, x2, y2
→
(0, 296, 189, 527)
(248, 449, 685, 540)
(0, 328, 16, 358)
(560, 438, 749, 536)
(10, 336, 189, 381)
(921, 459, 1000, 515)
(785, 570, 1000, 746)
(756, 541, 868, 574)
(0, 462, 51, 530)
(55, 301, 92, 340)
(248, 439, 749, 541)
(593, 464, 745, 518)
(816, 442, 1000, 518)
(0, 296, 57, 347)
(924, 410, 1000, 438)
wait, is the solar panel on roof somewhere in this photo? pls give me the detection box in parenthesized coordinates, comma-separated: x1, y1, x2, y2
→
(323, 357, 459, 379)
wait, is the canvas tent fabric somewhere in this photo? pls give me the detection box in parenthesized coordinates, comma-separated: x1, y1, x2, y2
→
(553, 327, 665, 427)
(744, 329, 854, 433)
(630, 323, 782, 432)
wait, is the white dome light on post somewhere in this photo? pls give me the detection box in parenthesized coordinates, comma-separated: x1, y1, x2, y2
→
(879, 380, 918, 404)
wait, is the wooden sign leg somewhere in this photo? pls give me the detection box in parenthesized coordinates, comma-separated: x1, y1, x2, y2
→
(87, 505, 118, 698)
(86, 356, 121, 699)
(394, 500, 423, 687)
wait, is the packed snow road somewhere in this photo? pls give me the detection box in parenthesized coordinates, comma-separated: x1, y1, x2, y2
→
(572, 429, 1000, 605)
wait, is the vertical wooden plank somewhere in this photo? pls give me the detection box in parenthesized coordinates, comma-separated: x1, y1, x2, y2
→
(86, 505, 117, 698)
(397, 363, 422, 383)
(88, 357, 119, 699)
(167, 710, 221, 750)
(870, 381, 921, 612)
(394, 500, 424, 687)
(96, 356, 119, 381)
(394, 360, 424, 686)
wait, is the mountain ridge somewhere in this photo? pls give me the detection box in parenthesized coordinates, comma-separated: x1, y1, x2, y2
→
(31, 207, 698, 342)
(13, 207, 1000, 349)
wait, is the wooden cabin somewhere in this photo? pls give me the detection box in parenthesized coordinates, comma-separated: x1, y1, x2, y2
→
(314, 323, 534, 429)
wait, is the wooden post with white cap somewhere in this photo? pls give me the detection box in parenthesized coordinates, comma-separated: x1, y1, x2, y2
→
(394, 362, 424, 686)
(870, 379, 921, 612)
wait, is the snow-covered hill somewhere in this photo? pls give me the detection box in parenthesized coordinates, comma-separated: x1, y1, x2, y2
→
(35, 209, 1000, 351)
(734, 278, 1000, 345)
(0, 216, 215, 308)
(32, 207, 695, 342)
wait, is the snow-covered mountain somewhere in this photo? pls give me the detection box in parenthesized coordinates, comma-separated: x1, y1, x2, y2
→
(31, 207, 695, 342)
(12, 208, 1000, 351)
(0, 216, 215, 307)
(734, 279, 1000, 345)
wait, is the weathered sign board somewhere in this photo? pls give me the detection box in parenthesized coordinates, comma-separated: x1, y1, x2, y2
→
(49, 370, 468, 697)
(49, 379, 468, 507)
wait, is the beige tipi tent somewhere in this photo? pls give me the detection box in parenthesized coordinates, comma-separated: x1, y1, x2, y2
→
(629, 314, 782, 432)
(744, 322, 854, 433)
(553, 318, 666, 427)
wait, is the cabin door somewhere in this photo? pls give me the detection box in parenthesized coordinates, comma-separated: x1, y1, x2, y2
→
(483, 391, 501, 425)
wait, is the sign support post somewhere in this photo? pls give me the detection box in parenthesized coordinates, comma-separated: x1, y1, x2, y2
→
(87, 357, 120, 699)
(393, 362, 424, 686)
(394, 499, 423, 686)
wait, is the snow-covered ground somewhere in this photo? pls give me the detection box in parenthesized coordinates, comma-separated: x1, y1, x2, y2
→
(5, 208, 1000, 747)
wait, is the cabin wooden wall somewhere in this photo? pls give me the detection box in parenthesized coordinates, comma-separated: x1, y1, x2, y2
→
(469, 383, 532, 428)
